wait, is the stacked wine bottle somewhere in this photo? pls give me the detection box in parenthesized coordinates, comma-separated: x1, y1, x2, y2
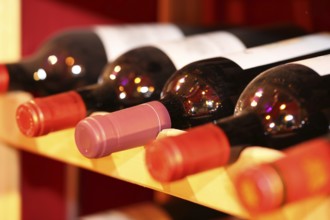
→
(8, 23, 330, 217)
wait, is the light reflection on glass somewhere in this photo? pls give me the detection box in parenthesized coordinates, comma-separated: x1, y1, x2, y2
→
(109, 74, 116, 80)
(66, 57, 75, 66)
(284, 114, 294, 121)
(33, 68, 47, 81)
(134, 77, 141, 84)
(114, 65, 121, 72)
(48, 55, 58, 65)
(255, 90, 263, 97)
(119, 92, 126, 99)
(280, 104, 286, 110)
(269, 122, 275, 128)
(250, 100, 258, 107)
(265, 115, 271, 120)
(71, 65, 82, 75)
(140, 86, 149, 93)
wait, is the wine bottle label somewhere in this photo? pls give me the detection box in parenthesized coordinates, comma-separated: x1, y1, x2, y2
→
(151, 31, 246, 69)
(292, 54, 330, 76)
(225, 32, 330, 70)
(94, 24, 184, 61)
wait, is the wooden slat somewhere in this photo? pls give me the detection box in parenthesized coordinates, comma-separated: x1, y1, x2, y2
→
(0, 0, 21, 220)
(0, 92, 329, 219)
(0, 0, 21, 62)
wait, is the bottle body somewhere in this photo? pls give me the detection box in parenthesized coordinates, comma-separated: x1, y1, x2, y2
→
(16, 24, 307, 137)
(3, 29, 108, 96)
(74, 33, 330, 158)
(234, 133, 330, 214)
(144, 54, 330, 182)
(0, 23, 186, 96)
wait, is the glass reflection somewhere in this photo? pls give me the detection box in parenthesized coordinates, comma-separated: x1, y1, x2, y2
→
(235, 85, 307, 135)
(33, 52, 85, 83)
(33, 68, 47, 81)
(162, 73, 221, 116)
(105, 64, 156, 103)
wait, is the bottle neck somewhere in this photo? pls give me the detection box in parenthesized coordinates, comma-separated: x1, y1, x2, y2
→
(76, 82, 119, 115)
(160, 94, 191, 129)
(215, 111, 268, 147)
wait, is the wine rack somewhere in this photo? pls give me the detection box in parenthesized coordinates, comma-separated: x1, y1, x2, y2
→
(0, 0, 21, 219)
(0, 92, 329, 219)
(1, 0, 329, 219)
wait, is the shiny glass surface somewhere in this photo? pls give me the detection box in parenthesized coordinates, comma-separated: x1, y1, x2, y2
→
(161, 71, 221, 117)
(235, 84, 308, 135)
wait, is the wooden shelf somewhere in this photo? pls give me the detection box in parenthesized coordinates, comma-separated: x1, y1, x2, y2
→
(0, 92, 329, 219)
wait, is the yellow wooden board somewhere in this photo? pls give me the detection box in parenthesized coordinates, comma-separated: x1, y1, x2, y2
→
(0, 0, 21, 219)
(0, 92, 329, 219)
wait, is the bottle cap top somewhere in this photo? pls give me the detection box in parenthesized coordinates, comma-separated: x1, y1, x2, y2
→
(16, 91, 86, 137)
(145, 123, 231, 182)
(0, 64, 9, 92)
(234, 164, 284, 214)
(74, 101, 171, 158)
(16, 101, 44, 137)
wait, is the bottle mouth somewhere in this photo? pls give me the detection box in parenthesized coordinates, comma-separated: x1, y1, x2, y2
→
(75, 115, 116, 158)
(0, 64, 9, 93)
(16, 101, 44, 137)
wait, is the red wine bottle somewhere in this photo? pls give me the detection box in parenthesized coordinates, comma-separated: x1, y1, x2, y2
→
(74, 33, 330, 158)
(234, 133, 330, 214)
(145, 54, 330, 182)
(15, 24, 305, 137)
(0, 23, 193, 96)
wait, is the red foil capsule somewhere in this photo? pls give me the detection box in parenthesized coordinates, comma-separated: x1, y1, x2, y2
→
(234, 137, 330, 214)
(145, 123, 231, 182)
(0, 64, 9, 93)
(16, 91, 87, 136)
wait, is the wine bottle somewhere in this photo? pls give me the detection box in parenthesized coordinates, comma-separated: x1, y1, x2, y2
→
(80, 196, 228, 220)
(15, 24, 306, 137)
(234, 133, 330, 214)
(74, 33, 330, 158)
(144, 54, 330, 182)
(0, 23, 195, 96)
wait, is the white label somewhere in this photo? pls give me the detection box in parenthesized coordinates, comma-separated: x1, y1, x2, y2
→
(150, 31, 246, 69)
(93, 24, 184, 61)
(225, 32, 330, 70)
(292, 54, 330, 76)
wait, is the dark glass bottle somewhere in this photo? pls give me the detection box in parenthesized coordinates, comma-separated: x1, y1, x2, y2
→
(144, 54, 330, 182)
(234, 133, 330, 214)
(0, 23, 190, 96)
(16, 24, 306, 137)
(74, 33, 330, 158)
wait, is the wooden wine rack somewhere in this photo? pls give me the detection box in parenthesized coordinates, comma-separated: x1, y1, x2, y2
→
(0, 0, 21, 219)
(0, 92, 329, 219)
(0, 0, 329, 219)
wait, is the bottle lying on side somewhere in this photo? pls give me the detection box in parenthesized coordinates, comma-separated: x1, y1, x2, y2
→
(15, 24, 305, 137)
(1, 23, 191, 97)
(144, 54, 330, 182)
(74, 33, 330, 158)
(234, 133, 330, 214)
